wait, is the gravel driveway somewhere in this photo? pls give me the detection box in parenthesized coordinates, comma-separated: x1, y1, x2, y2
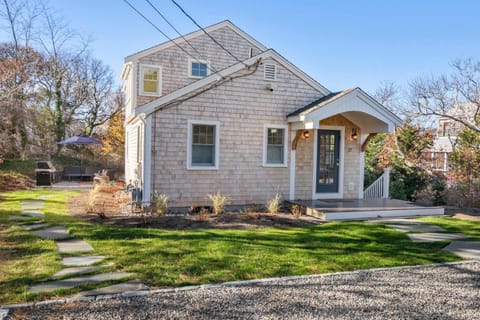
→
(8, 261, 480, 320)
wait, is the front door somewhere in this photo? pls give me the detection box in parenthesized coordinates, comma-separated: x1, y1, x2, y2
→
(316, 130, 340, 193)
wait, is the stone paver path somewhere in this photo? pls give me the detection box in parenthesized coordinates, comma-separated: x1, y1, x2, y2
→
(28, 272, 134, 293)
(8, 215, 32, 221)
(62, 255, 106, 267)
(5, 196, 147, 298)
(444, 241, 480, 260)
(53, 264, 112, 279)
(20, 223, 49, 230)
(407, 232, 468, 242)
(56, 239, 94, 253)
(76, 280, 149, 296)
(22, 210, 45, 218)
(31, 226, 70, 240)
(387, 223, 446, 233)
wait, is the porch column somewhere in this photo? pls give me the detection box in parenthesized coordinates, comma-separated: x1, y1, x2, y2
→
(382, 167, 390, 199)
(289, 129, 296, 200)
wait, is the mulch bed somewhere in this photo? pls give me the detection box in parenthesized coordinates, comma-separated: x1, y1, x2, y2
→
(68, 190, 321, 230)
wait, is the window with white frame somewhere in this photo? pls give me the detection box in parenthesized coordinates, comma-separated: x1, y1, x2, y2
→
(140, 65, 161, 96)
(188, 120, 220, 169)
(263, 125, 287, 166)
(188, 59, 209, 78)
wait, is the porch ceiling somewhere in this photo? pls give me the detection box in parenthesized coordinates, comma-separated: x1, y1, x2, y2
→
(288, 87, 402, 134)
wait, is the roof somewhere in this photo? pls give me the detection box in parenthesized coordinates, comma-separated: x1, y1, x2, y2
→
(124, 20, 268, 63)
(287, 89, 356, 117)
(134, 49, 331, 118)
(287, 87, 403, 130)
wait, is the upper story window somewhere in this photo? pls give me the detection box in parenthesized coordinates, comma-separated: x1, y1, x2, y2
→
(264, 64, 277, 81)
(263, 125, 288, 167)
(140, 64, 162, 96)
(188, 59, 209, 78)
(187, 120, 220, 170)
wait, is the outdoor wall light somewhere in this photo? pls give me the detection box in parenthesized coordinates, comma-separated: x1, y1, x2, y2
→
(302, 130, 310, 139)
(351, 128, 358, 141)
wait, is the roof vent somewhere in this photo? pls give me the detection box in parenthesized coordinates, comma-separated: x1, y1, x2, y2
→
(264, 64, 277, 81)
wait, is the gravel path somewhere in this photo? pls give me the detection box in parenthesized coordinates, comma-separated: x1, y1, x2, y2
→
(8, 262, 480, 320)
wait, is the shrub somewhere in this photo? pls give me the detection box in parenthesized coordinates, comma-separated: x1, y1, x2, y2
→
(195, 207, 210, 221)
(151, 192, 169, 216)
(207, 192, 229, 215)
(87, 185, 106, 218)
(267, 193, 282, 214)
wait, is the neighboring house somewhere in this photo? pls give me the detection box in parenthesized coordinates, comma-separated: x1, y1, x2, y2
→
(422, 104, 476, 172)
(121, 20, 402, 207)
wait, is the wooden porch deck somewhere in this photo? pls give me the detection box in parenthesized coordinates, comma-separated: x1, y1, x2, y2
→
(287, 199, 445, 221)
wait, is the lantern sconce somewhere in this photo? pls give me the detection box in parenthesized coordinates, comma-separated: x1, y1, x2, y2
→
(351, 128, 358, 141)
(302, 130, 310, 139)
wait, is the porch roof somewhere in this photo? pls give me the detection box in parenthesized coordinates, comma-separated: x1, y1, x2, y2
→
(287, 87, 402, 133)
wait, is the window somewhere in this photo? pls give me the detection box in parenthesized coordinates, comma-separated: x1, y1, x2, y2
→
(187, 120, 220, 169)
(188, 59, 209, 78)
(263, 125, 288, 167)
(140, 65, 161, 96)
(264, 64, 277, 81)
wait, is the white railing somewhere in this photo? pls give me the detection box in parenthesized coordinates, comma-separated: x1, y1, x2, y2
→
(364, 168, 390, 199)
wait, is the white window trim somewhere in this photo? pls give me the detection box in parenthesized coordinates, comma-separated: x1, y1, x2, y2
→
(263, 124, 288, 167)
(140, 63, 162, 97)
(188, 58, 211, 79)
(187, 119, 220, 170)
(311, 126, 345, 199)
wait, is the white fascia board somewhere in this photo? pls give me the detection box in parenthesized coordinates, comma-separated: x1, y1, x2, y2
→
(121, 62, 132, 81)
(136, 50, 331, 117)
(124, 20, 267, 63)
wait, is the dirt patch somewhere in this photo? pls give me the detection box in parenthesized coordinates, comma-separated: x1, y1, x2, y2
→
(67, 190, 321, 230)
(444, 207, 480, 221)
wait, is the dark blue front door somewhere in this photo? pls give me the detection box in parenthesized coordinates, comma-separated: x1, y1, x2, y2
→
(316, 130, 340, 193)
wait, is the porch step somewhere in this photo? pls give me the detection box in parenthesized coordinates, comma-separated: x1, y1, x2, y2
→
(306, 207, 444, 221)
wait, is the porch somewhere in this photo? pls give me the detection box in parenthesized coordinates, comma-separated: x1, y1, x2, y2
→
(287, 198, 445, 221)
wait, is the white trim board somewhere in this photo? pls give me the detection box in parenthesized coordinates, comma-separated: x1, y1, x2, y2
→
(124, 20, 267, 63)
(312, 126, 345, 200)
(135, 49, 330, 118)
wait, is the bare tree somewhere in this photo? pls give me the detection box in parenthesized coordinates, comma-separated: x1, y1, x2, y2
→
(77, 57, 119, 136)
(409, 58, 480, 133)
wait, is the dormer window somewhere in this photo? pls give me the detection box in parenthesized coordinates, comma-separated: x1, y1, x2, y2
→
(140, 64, 162, 96)
(189, 59, 209, 78)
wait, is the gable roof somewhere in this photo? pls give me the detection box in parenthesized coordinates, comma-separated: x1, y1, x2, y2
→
(134, 49, 331, 118)
(124, 20, 268, 63)
(287, 87, 402, 131)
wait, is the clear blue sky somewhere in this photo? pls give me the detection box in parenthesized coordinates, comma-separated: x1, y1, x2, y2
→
(17, 0, 480, 93)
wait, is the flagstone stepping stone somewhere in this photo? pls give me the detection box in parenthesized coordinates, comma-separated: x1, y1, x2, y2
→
(31, 226, 71, 240)
(20, 223, 49, 230)
(27, 272, 134, 293)
(8, 215, 32, 221)
(22, 210, 45, 218)
(20, 200, 44, 210)
(407, 232, 468, 242)
(387, 224, 446, 233)
(53, 264, 112, 278)
(443, 241, 480, 260)
(56, 239, 94, 253)
(62, 255, 105, 266)
(76, 280, 148, 296)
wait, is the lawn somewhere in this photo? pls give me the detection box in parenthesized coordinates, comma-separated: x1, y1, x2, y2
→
(1, 190, 476, 305)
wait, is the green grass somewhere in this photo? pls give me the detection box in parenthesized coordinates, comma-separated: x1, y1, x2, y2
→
(0, 160, 37, 178)
(2, 190, 477, 305)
